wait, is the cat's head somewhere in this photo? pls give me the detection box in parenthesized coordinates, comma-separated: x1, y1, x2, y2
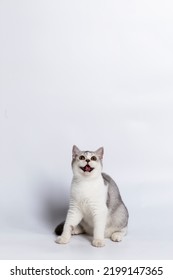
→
(71, 145, 104, 178)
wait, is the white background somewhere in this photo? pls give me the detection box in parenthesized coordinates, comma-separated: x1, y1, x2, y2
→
(0, 0, 173, 259)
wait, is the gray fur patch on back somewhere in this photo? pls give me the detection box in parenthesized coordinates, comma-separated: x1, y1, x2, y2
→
(102, 173, 122, 211)
(102, 172, 129, 227)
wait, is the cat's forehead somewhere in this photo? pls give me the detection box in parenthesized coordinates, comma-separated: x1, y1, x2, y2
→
(81, 151, 96, 157)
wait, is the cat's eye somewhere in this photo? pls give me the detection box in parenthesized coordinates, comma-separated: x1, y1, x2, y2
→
(91, 156, 97, 161)
(79, 155, 85, 160)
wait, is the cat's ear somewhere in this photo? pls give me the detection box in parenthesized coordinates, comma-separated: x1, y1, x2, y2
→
(95, 147, 104, 159)
(72, 145, 81, 159)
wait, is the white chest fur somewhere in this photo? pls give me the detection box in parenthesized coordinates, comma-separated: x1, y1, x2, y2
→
(69, 175, 108, 233)
(70, 175, 107, 213)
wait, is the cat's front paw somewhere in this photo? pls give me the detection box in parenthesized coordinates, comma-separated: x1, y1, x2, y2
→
(92, 239, 105, 247)
(55, 235, 70, 244)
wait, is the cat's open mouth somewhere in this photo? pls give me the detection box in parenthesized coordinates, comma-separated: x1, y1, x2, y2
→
(80, 165, 94, 172)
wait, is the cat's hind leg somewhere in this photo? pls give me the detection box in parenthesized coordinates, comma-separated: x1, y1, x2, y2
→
(111, 227, 127, 242)
(71, 224, 84, 235)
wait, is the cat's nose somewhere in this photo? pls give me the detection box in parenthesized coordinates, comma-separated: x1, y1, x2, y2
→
(86, 159, 90, 163)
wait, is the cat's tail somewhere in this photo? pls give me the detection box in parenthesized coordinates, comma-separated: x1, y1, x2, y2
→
(54, 221, 65, 235)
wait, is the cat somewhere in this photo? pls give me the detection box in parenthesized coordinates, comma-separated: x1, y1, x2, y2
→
(55, 145, 129, 247)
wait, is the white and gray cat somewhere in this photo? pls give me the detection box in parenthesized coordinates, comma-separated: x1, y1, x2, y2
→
(55, 145, 129, 247)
